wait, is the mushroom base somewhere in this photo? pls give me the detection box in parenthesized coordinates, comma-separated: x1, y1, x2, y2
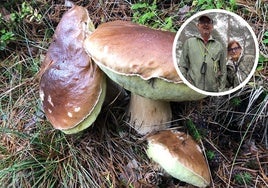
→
(128, 94, 172, 135)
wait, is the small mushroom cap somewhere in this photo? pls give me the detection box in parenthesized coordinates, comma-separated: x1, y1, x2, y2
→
(84, 21, 205, 101)
(39, 6, 106, 134)
(146, 130, 211, 187)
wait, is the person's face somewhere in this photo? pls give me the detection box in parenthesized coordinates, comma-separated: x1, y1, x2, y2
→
(197, 18, 213, 37)
(228, 43, 242, 61)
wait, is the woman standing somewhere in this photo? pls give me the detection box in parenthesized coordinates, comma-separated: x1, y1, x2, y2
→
(226, 40, 255, 88)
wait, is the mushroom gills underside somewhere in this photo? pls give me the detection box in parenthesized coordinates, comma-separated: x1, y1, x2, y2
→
(61, 77, 107, 134)
(94, 60, 205, 101)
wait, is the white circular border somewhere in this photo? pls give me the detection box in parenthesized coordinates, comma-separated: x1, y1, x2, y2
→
(172, 9, 259, 96)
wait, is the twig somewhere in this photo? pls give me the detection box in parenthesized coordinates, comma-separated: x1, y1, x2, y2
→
(256, 152, 268, 183)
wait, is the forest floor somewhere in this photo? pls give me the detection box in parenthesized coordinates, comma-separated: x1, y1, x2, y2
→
(0, 0, 267, 187)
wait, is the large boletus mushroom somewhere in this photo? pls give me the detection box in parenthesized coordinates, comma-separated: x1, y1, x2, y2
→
(39, 6, 106, 134)
(146, 130, 211, 187)
(84, 21, 205, 135)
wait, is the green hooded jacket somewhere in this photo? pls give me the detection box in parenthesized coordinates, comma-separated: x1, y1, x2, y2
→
(179, 35, 226, 92)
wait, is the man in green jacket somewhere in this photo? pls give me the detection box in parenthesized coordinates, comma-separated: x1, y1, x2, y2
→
(179, 15, 226, 92)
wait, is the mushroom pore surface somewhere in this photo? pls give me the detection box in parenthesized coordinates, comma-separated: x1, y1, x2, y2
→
(147, 130, 211, 187)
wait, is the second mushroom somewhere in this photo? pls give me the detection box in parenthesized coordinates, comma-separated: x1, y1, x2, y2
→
(84, 21, 206, 135)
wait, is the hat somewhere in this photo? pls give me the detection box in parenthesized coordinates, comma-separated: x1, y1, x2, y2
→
(198, 15, 213, 24)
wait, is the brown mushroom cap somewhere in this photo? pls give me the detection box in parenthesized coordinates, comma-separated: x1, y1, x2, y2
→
(84, 21, 206, 135)
(147, 130, 211, 187)
(39, 6, 106, 134)
(84, 21, 205, 101)
(86, 21, 178, 82)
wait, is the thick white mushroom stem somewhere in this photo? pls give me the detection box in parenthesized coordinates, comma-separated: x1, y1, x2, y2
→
(128, 93, 172, 135)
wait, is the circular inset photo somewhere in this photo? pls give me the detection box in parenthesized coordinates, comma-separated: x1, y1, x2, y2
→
(173, 9, 259, 96)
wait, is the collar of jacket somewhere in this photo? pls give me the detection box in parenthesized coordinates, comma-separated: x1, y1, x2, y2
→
(195, 34, 216, 43)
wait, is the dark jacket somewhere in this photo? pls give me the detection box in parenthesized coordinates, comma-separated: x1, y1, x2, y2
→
(226, 54, 254, 88)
